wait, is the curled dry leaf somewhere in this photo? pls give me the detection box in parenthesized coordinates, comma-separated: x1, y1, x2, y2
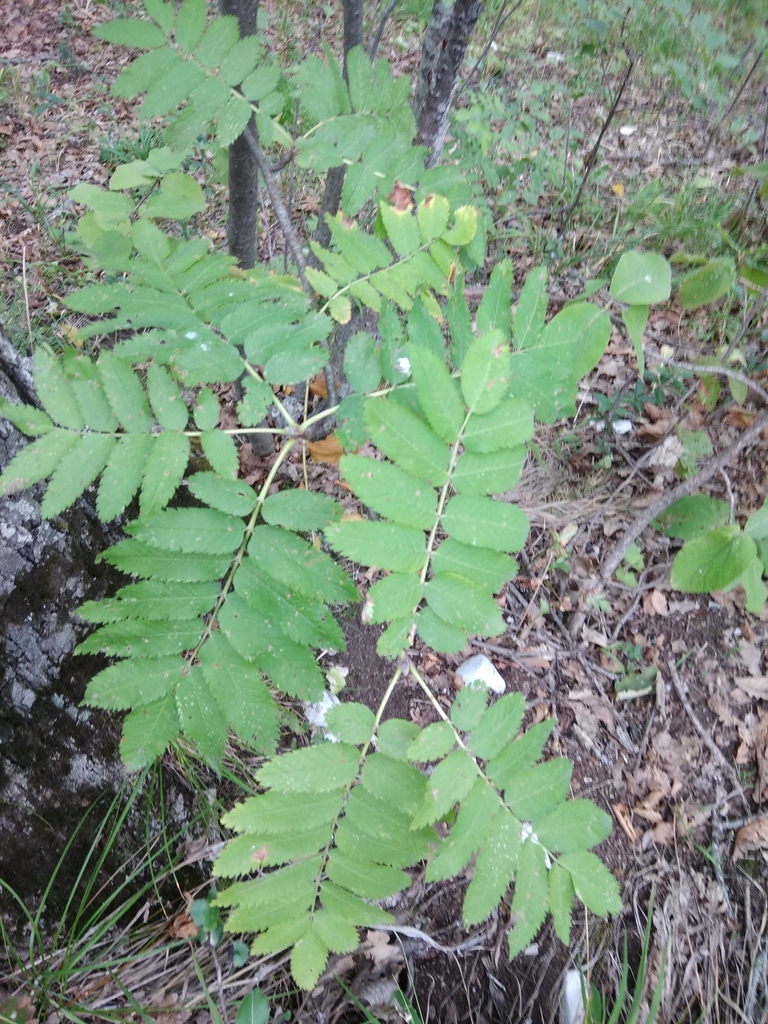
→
(732, 817, 768, 861)
(308, 433, 344, 463)
(734, 676, 768, 700)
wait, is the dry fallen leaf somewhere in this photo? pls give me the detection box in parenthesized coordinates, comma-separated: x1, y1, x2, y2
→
(734, 676, 768, 699)
(613, 802, 639, 843)
(168, 910, 198, 940)
(308, 433, 344, 463)
(309, 372, 328, 399)
(738, 640, 763, 676)
(732, 817, 768, 861)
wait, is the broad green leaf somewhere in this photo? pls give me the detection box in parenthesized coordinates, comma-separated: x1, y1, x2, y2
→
(558, 849, 622, 916)
(548, 861, 575, 943)
(462, 399, 533, 454)
(327, 520, 425, 573)
(237, 561, 344, 650)
(447, 279, 474, 368)
(327, 849, 410, 900)
(33, 347, 84, 429)
(41, 434, 116, 518)
(340, 453, 436, 529)
(143, 0, 174, 34)
(679, 257, 735, 310)
(426, 779, 499, 881)
(610, 251, 671, 304)
(140, 432, 190, 519)
(425, 573, 504, 636)
(416, 193, 450, 243)
(248, 525, 357, 605)
(415, 606, 468, 654)
(101, 539, 231, 582)
(327, 215, 392, 274)
(442, 495, 529, 553)
(194, 388, 220, 430)
(487, 719, 555, 789)
(463, 812, 522, 925)
(112, 47, 178, 99)
(139, 60, 206, 119)
(476, 259, 511, 339)
(237, 378, 273, 427)
(120, 692, 181, 770)
(83, 655, 183, 710)
(81, 580, 218, 623)
(222, 788, 342, 836)
(145, 172, 206, 220)
(375, 719, 421, 762)
(93, 18, 166, 48)
(535, 799, 612, 852)
(139, 507, 244, 553)
(97, 433, 153, 521)
(312, 910, 358, 955)
(236, 989, 269, 1024)
(376, 614, 414, 657)
(220, 34, 262, 86)
(740, 557, 766, 614)
(452, 447, 525, 496)
(453, 686, 493, 734)
(146, 363, 188, 430)
(461, 330, 510, 414)
(431, 539, 517, 594)
(0, 430, 80, 498)
(469, 692, 526, 760)
(507, 838, 549, 957)
(653, 495, 729, 539)
(176, 667, 228, 768)
(131, 216, 172, 262)
(256, 743, 360, 793)
(442, 205, 478, 247)
(379, 201, 421, 256)
(188, 472, 257, 515)
(408, 343, 465, 443)
(200, 634, 280, 753)
(411, 749, 478, 828)
(213, 856, 320, 907)
(293, 53, 346, 122)
(365, 573, 422, 624)
(540, 302, 612, 382)
(77, 620, 202, 659)
(262, 490, 341, 530)
(365, 397, 450, 486)
(241, 64, 281, 102)
(503, 758, 573, 821)
(406, 722, 456, 763)
(344, 333, 382, 394)
(513, 266, 547, 350)
(194, 14, 240, 70)
(622, 303, 648, 376)
(319, 882, 394, 928)
(325, 702, 375, 745)
(361, 752, 428, 818)
(98, 351, 153, 432)
(0, 398, 54, 436)
(200, 429, 239, 480)
(670, 526, 756, 593)
(746, 499, 768, 541)
(214, 826, 330, 873)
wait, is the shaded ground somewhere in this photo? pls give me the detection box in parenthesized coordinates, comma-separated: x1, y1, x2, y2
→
(1, 1, 768, 1023)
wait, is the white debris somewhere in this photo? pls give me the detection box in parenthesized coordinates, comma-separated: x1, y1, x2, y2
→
(395, 356, 411, 376)
(455, 654, 505, 693)
(303, 691, 340, 742)
(619, 125, 638, 136)
(560, 969, 587, 1024)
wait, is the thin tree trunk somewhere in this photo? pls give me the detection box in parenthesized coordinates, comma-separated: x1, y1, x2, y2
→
(314, 0, 365, 249)
(413, 0, 483, 168)
(222, 0, 260, 269)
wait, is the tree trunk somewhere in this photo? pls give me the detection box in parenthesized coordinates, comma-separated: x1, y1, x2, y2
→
(222, 0, 260, 269)
(0, 329, 193, 931)
(313, 0, 365, 249)
(413, 0, 483, 168)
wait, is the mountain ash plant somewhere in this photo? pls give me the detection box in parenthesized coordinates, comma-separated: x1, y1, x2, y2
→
(0, 0, 699, 989)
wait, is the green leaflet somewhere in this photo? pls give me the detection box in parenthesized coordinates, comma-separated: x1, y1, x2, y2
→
(326, 520, 426, 574)
(364, 573, 422, 624)
(409, 342, 465, 443)
(136, 507, 244, 554)
(41, 435, 117, 519)
(261, 490, 341, 531)
(339, 454, 436, 529)
(534, 799, 612, 852)
(365, 396, 450, 487)
(146, 362, 188, 430)
(176, 667, 228, 768)
(463, 811, 522, 925)
(0, 397, 53, 437)
(513, 265, 547, 350)
(97, 434, 153, 521)
(120, 692, 181, 770)
(83, 656, 183, 710)
(426, 779, 500, 882)
(0, 430, 81, 498)
(187, 472, 257, 516)
(140, 432, 190, 518)
(461, 330, 510, 415)
(558, 850, 623, 916)
(79, 580, 220, 623)
(441, 495, 529, 553)
(502, 758, 573, 822)
(507, 838, 549, 957)
(469, 692, 526, 760)
(476, 258, 512, 339)
(425, 572, 505, 636)
(411, 748, 478, 828)
(451, 447, 526, 496)
(76, 619, 202, 659)
(430, 539, 517, 594)
(98, 351, 153, 432)
(32, 346, 84, 429)
(62, 350, 118, 432)
(548, 861, 575, 944)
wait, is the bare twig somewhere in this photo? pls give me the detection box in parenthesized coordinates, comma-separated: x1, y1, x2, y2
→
(456, 0, 525, 99)
(704, 45, 765, 156)
(722, 279, 768, 363)
(559, 49, 637, 231)
(651, 354, 768, 406)
(667, 658, 747, 810)
(242, 124, 311, 294)
(21, 244, 34, 349)
(368, 0, 399, 60)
